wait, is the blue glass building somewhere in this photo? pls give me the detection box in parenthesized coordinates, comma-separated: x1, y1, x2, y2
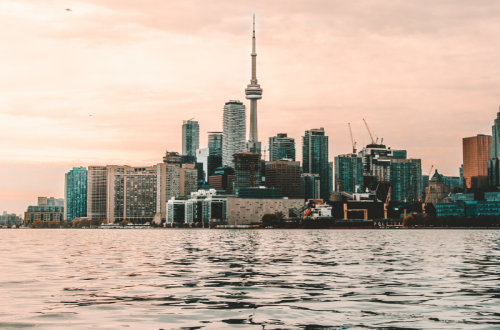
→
(302, 128, 329, 201)
(64, 167, 88, 221)
(335, 154, 363, 193)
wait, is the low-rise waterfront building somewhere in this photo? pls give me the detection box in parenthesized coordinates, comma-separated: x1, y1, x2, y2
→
(226, 196, 303, 225)
(24, 206, 64, 226)
(436, 202, 465, 217)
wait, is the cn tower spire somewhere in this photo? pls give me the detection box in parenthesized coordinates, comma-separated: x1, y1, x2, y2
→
(245, 14, 263, 153)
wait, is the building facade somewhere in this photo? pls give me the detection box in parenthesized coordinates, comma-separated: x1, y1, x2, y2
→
(208, 166, 235, 194)
(226, 197, 303, 225)
(491, 107, 500, 158)
(269, 133, 295, 161)
(64, 167, 87, 221)
(208, 132, 223, 157)
(222, 100, 246, 167)
(106, 165, 158, 224)
(182, 120, 199, 157)
(233, 152, 262, 192)
(301, 173, 321, 201)
(463, 134, 491, 189)
(87, 166, 108, 221)
(359, 144, 396, 186)
(264, 160, 301, 199)
(180, 164, 198, 196)
(335, 154, 363, 193)
(428, 170, 455, 205)
(390, 159, 422, 202)
(155, 161, 181, 222)
(24, 206, 64, 226)
(302, 128, 329, 201)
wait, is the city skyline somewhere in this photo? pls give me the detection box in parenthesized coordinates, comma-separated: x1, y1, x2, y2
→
(2, 1, 500, 214)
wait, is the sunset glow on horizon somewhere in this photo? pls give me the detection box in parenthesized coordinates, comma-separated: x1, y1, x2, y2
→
(2, 0, 500, 214)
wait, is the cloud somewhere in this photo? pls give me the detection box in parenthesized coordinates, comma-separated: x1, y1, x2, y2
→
(1, 0, 500, 213)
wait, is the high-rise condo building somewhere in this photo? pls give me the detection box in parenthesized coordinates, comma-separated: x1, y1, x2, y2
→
(265, 160, 301, 199)
(87, 166, 108, 221)
(301, 173, 321, 201)
(245, 15, 263, 154)
(196, 148, 210, 181)
(390, 159, 422, 202)
(269, 133, 295, 161)
(233, 152, 262, 192)
(302, 128, 329, 201)
(491, 107, 500, 158)
(182, 119, 199, 157)
(222, 100, 246, 167)
(64, 167, 87, 221)
(489, 108, 500, 187)
(463, 134, 491, 189)
(180, 164, 198, 196)
(106, 165, 158, 224)
(335, 154, 363, 193)
(155, 155, 181, 222)
(208, 132, 223, 157)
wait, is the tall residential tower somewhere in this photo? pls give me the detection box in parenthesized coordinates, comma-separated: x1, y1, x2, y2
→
(182, 119, 199, 157)
(222, 100, 246, 167)
(245, 15, 263, 154)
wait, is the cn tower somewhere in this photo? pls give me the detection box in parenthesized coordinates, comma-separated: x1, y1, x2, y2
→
(245, 15, 263, 154)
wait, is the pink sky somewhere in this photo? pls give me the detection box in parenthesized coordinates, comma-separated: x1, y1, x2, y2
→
(1, 0, 500, 214)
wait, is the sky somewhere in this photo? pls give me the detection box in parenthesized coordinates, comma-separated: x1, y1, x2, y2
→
(1, 0, 500, 215)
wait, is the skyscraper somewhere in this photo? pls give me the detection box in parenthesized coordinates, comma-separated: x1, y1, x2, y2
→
(491, 107, 500, 158)
(302, 128, 330, 201)
(233, 152, 262, 192)
(208, 132, 223, 157)
(265, 160, 301, 199)
(335, 154, 363, 193)
(64, 167, 87, 221)
(87, 166, 108, 221)
(106, 165, 158, 224)
(489, 108, 500, 187)
(182, 119, 199, 157)
(463, 134, 491, 189)
(245, 15, 263, 154)
(390, 159, 422, 202)
(222, 100, 246, 167)
(269, 133, 295, 161)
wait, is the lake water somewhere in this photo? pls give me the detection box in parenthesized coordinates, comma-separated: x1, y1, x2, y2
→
(0, 229, 499, 329)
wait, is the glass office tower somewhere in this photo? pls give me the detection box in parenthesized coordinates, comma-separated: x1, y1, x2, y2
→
(64, 167, 88, 221)
(302, 128, 329, 201)
(182, 120, 200, 157)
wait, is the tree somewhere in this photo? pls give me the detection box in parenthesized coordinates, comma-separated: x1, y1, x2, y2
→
(91, 219, 102, 228)
(262, 213, 278, 225)
(72, 220, 80, 228)
(275, 211, 286, 221)
(48, 221, 59, 228)
(402, 215, 414, 227)
(120, 220, 130, 227)
(32, 220, 43, 228)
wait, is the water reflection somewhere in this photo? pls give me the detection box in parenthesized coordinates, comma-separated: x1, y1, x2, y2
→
(0, 229, 499, 329)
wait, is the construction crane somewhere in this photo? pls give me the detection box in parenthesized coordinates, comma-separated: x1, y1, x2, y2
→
(348, 123, 357, 154)
(188, 117, 195, 121)
(363, 118, 378, 144)
(422, 165, 434, 200)
(384, 186, 392, 219)
(422, 170, 433, 214)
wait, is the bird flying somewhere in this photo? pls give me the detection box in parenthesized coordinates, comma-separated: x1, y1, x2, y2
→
(66, 8, 72, 11)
